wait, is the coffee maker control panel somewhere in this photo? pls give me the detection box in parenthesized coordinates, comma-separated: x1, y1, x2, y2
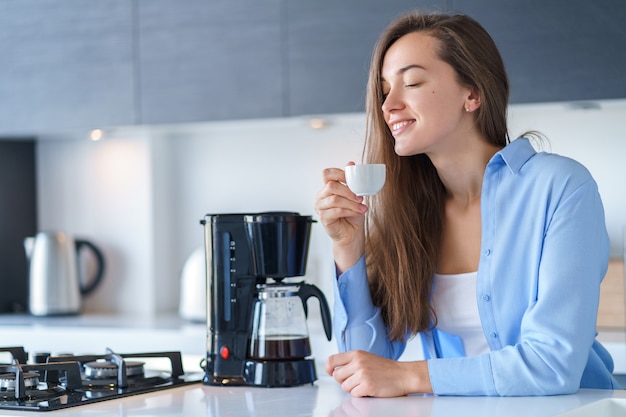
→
(203, 215, 258, 381)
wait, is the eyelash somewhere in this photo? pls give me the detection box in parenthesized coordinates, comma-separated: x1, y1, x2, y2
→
(381, 83, 420, 100)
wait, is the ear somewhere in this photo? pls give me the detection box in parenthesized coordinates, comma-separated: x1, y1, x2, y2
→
(464, 88, 481, 113)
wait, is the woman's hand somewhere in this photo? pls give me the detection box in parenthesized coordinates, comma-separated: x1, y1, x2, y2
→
(314, 162, 367, 273)
(326, 350, 433, 397)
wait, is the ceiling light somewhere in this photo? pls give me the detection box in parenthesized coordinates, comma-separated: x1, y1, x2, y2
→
(90, 129, 104, 141)
(308, 118, 328, 129)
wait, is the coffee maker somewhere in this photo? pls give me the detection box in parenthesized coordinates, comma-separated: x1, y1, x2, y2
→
(201, 212, 332, 387)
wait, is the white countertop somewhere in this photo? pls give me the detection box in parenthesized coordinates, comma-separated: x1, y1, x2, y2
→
(1, 314, 626, 416)
(0, 378, 624, 417)
(0, 314, 338, 366)
(0, 314, 207, 358)
(0, 314, 624, 373)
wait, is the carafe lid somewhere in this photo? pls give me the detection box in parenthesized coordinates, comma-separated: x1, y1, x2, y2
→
(257, 284, 299, 299)
(244, 212, 308, 223)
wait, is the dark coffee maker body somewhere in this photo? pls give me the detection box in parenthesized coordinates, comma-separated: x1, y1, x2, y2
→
(201, 212, 332, 387)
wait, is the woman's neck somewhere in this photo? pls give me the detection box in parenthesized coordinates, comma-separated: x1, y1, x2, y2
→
(429, 139, 501, 206)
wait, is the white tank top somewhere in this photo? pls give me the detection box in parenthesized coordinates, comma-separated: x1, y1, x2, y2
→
(431, 271, 489, 356)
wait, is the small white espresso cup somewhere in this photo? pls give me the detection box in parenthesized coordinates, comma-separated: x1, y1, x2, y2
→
(345, 164, 386, 196)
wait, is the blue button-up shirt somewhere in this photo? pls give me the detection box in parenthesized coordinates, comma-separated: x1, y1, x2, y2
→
(333, 138, 619, 396)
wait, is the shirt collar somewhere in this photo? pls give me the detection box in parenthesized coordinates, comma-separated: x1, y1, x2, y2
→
(492, 137, 536, 175)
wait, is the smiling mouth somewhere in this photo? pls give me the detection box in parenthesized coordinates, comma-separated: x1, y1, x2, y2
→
(390, 120, 414, 134)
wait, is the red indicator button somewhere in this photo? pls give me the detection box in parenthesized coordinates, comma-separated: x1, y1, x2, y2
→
(220, 346, 229, 360)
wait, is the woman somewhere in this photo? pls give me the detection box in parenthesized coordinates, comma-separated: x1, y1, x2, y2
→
(314, 11, 619, 397)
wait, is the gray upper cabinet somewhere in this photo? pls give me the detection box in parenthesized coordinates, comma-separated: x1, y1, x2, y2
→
(453, 0, 626, 103)
(0, 1, 624, 134)
(285, 1, 446, 116)
(137, 0, 284, 124)
(138, 0, 430, 122)
(0, 0, 135, 134)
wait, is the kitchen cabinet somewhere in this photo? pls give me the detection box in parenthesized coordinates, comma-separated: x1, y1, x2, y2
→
(0, 0, 135, 133)
(453, 0, 626, 103)
(138, 0, 626, 120)
(137, 0, 438, 123)
(137, 0, 284, 124)
(0, 0, 624, 134)
(137, 0, 443, 123)
(284, 0, 445, 116)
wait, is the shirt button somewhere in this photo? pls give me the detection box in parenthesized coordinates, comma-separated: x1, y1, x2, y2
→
(482, 294, 491, 302)
(489, 332, 497, 338)
(339, 283, 346, 292)
(484, 249, 491, 256)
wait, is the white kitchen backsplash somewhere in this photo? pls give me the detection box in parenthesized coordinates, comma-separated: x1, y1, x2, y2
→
(36, 113, 366, 317)
(507, 99, 626, 257)
(36, 136, 157, 315)
(36, 99, 626, 321)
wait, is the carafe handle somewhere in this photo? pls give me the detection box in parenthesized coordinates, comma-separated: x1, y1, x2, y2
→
(298, 283, 332, 341)
(75, 239, 106, 295)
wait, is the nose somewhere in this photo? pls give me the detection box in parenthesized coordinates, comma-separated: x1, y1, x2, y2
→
(381, 88, 403, 115)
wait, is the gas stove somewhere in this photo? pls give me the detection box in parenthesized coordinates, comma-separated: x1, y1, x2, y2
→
(0, 346, 203, 411)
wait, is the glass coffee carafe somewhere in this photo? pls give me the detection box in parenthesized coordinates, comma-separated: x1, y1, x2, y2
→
(249, 282, 331, 361)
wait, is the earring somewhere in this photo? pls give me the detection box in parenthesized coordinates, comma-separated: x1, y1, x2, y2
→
(465, 106, 470, 112)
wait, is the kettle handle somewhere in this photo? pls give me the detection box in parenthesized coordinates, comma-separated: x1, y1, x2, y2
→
(298, 283, 332, 341)
(75, 240, 106, 295)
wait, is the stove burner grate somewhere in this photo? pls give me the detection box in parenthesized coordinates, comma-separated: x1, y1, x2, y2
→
(0, 347, 202, 411)
(0, 371, 39, 390)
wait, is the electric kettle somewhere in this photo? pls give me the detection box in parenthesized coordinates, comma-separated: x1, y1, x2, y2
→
(178, 247, 206, 322)
(24, 231, 105, 316)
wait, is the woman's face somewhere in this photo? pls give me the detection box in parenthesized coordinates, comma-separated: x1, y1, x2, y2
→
(381, 32, 474, 157)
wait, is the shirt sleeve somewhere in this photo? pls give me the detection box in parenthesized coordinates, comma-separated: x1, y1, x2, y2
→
(332, 255, 406, 359)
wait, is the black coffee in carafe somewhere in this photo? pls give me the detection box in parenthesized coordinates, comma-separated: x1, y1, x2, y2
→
(248, 283, 316, 361)
(249, 336, 312, 360)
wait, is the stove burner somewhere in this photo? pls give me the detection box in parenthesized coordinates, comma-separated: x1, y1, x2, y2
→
(0, 347, 202, 412)
(84, 360, 145, 380)
(0, 385, 73, 405)
(0, 372, 39, 390)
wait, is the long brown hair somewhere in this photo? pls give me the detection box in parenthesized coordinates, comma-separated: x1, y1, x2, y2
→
(363, 11, 510, 340)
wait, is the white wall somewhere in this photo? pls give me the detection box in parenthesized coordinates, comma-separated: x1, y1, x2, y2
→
(36, 99, 626, 326)
(36, 114, 366, 319)
(508, 99, 626, 258)
(161, 113, 366, 306)
(36, 135, 158, 316)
